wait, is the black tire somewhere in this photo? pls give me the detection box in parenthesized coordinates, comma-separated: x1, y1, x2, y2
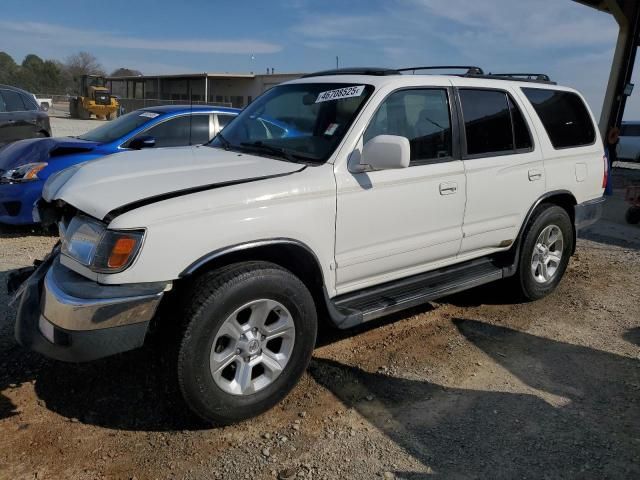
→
(69, 99, 78, 118)
(516, 204, 574, 300)
(177, 261, 317, 425)
(77, 103, 91, 120)
(625, 206, 640, 225)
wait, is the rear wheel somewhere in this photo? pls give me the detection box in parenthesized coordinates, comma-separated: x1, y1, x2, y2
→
(626, 206, 640, 225)
(177, 262, 317, 425)
(516, 205, 574, 300)
(77, 103, 91, 120)
(69, 99, 78, 118)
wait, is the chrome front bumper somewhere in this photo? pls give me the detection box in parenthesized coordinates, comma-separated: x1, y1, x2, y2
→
(13, 253, 169, 362)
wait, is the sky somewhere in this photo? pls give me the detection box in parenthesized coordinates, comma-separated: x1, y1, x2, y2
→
(1, 0, 639, 119)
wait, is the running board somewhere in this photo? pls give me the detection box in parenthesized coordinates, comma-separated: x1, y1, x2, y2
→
(330, 258, 505, 329)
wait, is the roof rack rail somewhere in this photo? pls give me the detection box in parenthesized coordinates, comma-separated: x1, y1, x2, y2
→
(302, 67, 399, 78)
(398, 66, 484, 75)
(488, 73, 552, 82)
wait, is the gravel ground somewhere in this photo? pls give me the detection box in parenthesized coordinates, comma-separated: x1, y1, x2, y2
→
(49, 110, 102, 138)
(0, 167, 638, 480)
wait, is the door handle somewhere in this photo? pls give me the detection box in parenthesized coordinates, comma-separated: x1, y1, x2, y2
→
(528, 169, 543, 181)
(439, 182, 458, 195)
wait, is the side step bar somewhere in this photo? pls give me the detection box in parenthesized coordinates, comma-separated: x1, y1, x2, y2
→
(330, 258, 506, 329)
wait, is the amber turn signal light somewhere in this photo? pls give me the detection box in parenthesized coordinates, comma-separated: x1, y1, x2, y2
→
(107, 236, 138, 268)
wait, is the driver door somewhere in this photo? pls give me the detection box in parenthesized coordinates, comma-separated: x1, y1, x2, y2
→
(334, 87, 466, 295)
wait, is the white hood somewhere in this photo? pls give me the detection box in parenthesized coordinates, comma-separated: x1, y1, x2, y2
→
(43, 146, 303, 221)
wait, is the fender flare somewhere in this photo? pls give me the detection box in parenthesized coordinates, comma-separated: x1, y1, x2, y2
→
(179, 237, 326, 280)
(502, 189, 577, 276)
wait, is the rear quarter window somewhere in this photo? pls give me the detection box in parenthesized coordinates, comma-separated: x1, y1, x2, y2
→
(522, 88, 595, 149)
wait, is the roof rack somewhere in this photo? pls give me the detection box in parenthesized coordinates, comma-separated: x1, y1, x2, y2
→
(301, 66, 555, 84)
(488, 73, 554, 83)
(397, 66, 484, 75)
(301, 67, 399, 78)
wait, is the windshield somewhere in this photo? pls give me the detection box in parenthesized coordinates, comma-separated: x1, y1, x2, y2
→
(209, 83, 374, 163)
(78, 110, 158, 143)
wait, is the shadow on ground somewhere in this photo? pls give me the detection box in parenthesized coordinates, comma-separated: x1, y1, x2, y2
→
(310, 319, 640, 479)
(0, 291, 434, 431)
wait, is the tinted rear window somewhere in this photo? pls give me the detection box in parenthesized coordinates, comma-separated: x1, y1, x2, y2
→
(459, 89, 514, 155)
(0, 90, 27, 112)
(522, 88, 595, 149)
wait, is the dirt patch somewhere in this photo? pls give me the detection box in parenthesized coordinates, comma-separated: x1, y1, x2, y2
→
(0, 173, 638, 479)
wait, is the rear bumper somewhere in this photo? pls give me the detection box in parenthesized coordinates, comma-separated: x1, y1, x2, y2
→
(13, 252, 167, 362)
(575, 196, 605, 231)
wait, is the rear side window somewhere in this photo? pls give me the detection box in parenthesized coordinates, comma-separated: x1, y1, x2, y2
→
(508, 96, 532, 150)
(459, 89, 513, 155)
(21, 93, 39, 111)
(522, 88, 595, 149)
(0, 90, 27, 112)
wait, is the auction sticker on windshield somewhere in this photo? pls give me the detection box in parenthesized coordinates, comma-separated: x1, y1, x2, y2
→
(139, 112, 160, 118)
(316, 85, 365, 103)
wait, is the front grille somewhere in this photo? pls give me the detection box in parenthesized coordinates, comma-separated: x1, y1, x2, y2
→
(94, 92, 111, 105)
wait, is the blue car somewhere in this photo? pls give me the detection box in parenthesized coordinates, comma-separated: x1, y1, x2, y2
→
(0, 105, 240, 225)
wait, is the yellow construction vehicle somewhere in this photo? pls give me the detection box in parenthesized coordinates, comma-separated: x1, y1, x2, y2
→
(69, 75, 119, 120)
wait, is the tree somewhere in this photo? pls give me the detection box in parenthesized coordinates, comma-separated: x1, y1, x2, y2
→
(65, 51, 105, 79)
(0, 52, 18, 85)
(110, 67, 143, 77)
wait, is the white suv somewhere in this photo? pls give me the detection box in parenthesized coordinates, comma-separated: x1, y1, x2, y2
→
(11, 67, 606, 425)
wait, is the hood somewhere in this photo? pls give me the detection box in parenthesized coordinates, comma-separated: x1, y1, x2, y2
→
(44, 146, 304, 221)
(0, 137, 99, 171)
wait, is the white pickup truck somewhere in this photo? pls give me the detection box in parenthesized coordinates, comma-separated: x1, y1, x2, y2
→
(33, 95, 53, 112)
(11, 67, 605, 425)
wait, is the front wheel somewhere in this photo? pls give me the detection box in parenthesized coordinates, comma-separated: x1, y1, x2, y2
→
(516, 205, 574, 300)
(177, 262, 317, 425)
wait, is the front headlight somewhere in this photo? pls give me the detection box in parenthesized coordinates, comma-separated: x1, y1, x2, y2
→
(0, 162, 48, 183)
(61, 215, 145, 273)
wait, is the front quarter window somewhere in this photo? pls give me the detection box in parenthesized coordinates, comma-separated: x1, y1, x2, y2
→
(210, 83, 374, 163)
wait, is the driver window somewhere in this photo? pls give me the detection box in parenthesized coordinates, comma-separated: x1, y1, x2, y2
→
(363, 88, 452, 165)
(128, 114, 210, 148)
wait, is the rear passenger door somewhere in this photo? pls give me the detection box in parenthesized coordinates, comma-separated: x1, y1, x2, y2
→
(334, 87, 467, 294)
(454, 85, 544, 256)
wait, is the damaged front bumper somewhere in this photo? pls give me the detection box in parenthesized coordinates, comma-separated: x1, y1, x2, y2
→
(11, 249, 168, 362)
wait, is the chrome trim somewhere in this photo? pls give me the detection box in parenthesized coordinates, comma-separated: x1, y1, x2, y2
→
(41, 263, 165, 331)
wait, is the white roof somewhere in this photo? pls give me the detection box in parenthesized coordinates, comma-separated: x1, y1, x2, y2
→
(286, 73, 576, 93)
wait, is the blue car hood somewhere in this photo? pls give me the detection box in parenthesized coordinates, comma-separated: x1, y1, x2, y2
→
(0, 137, 100, 171)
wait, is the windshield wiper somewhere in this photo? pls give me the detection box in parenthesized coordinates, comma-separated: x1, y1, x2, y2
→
(240, 141, 297, 163)
(215, 132, 232, 150)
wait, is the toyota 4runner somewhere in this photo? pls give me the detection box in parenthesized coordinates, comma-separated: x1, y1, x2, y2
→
(11, 66, 606, 425)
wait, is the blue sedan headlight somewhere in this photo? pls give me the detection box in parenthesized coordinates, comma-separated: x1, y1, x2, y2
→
(0, 162, 48, 184)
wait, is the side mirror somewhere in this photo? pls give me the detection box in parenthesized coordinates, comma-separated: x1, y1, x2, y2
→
(361, 135, 410, 170)
(128, 135, 156, 150)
